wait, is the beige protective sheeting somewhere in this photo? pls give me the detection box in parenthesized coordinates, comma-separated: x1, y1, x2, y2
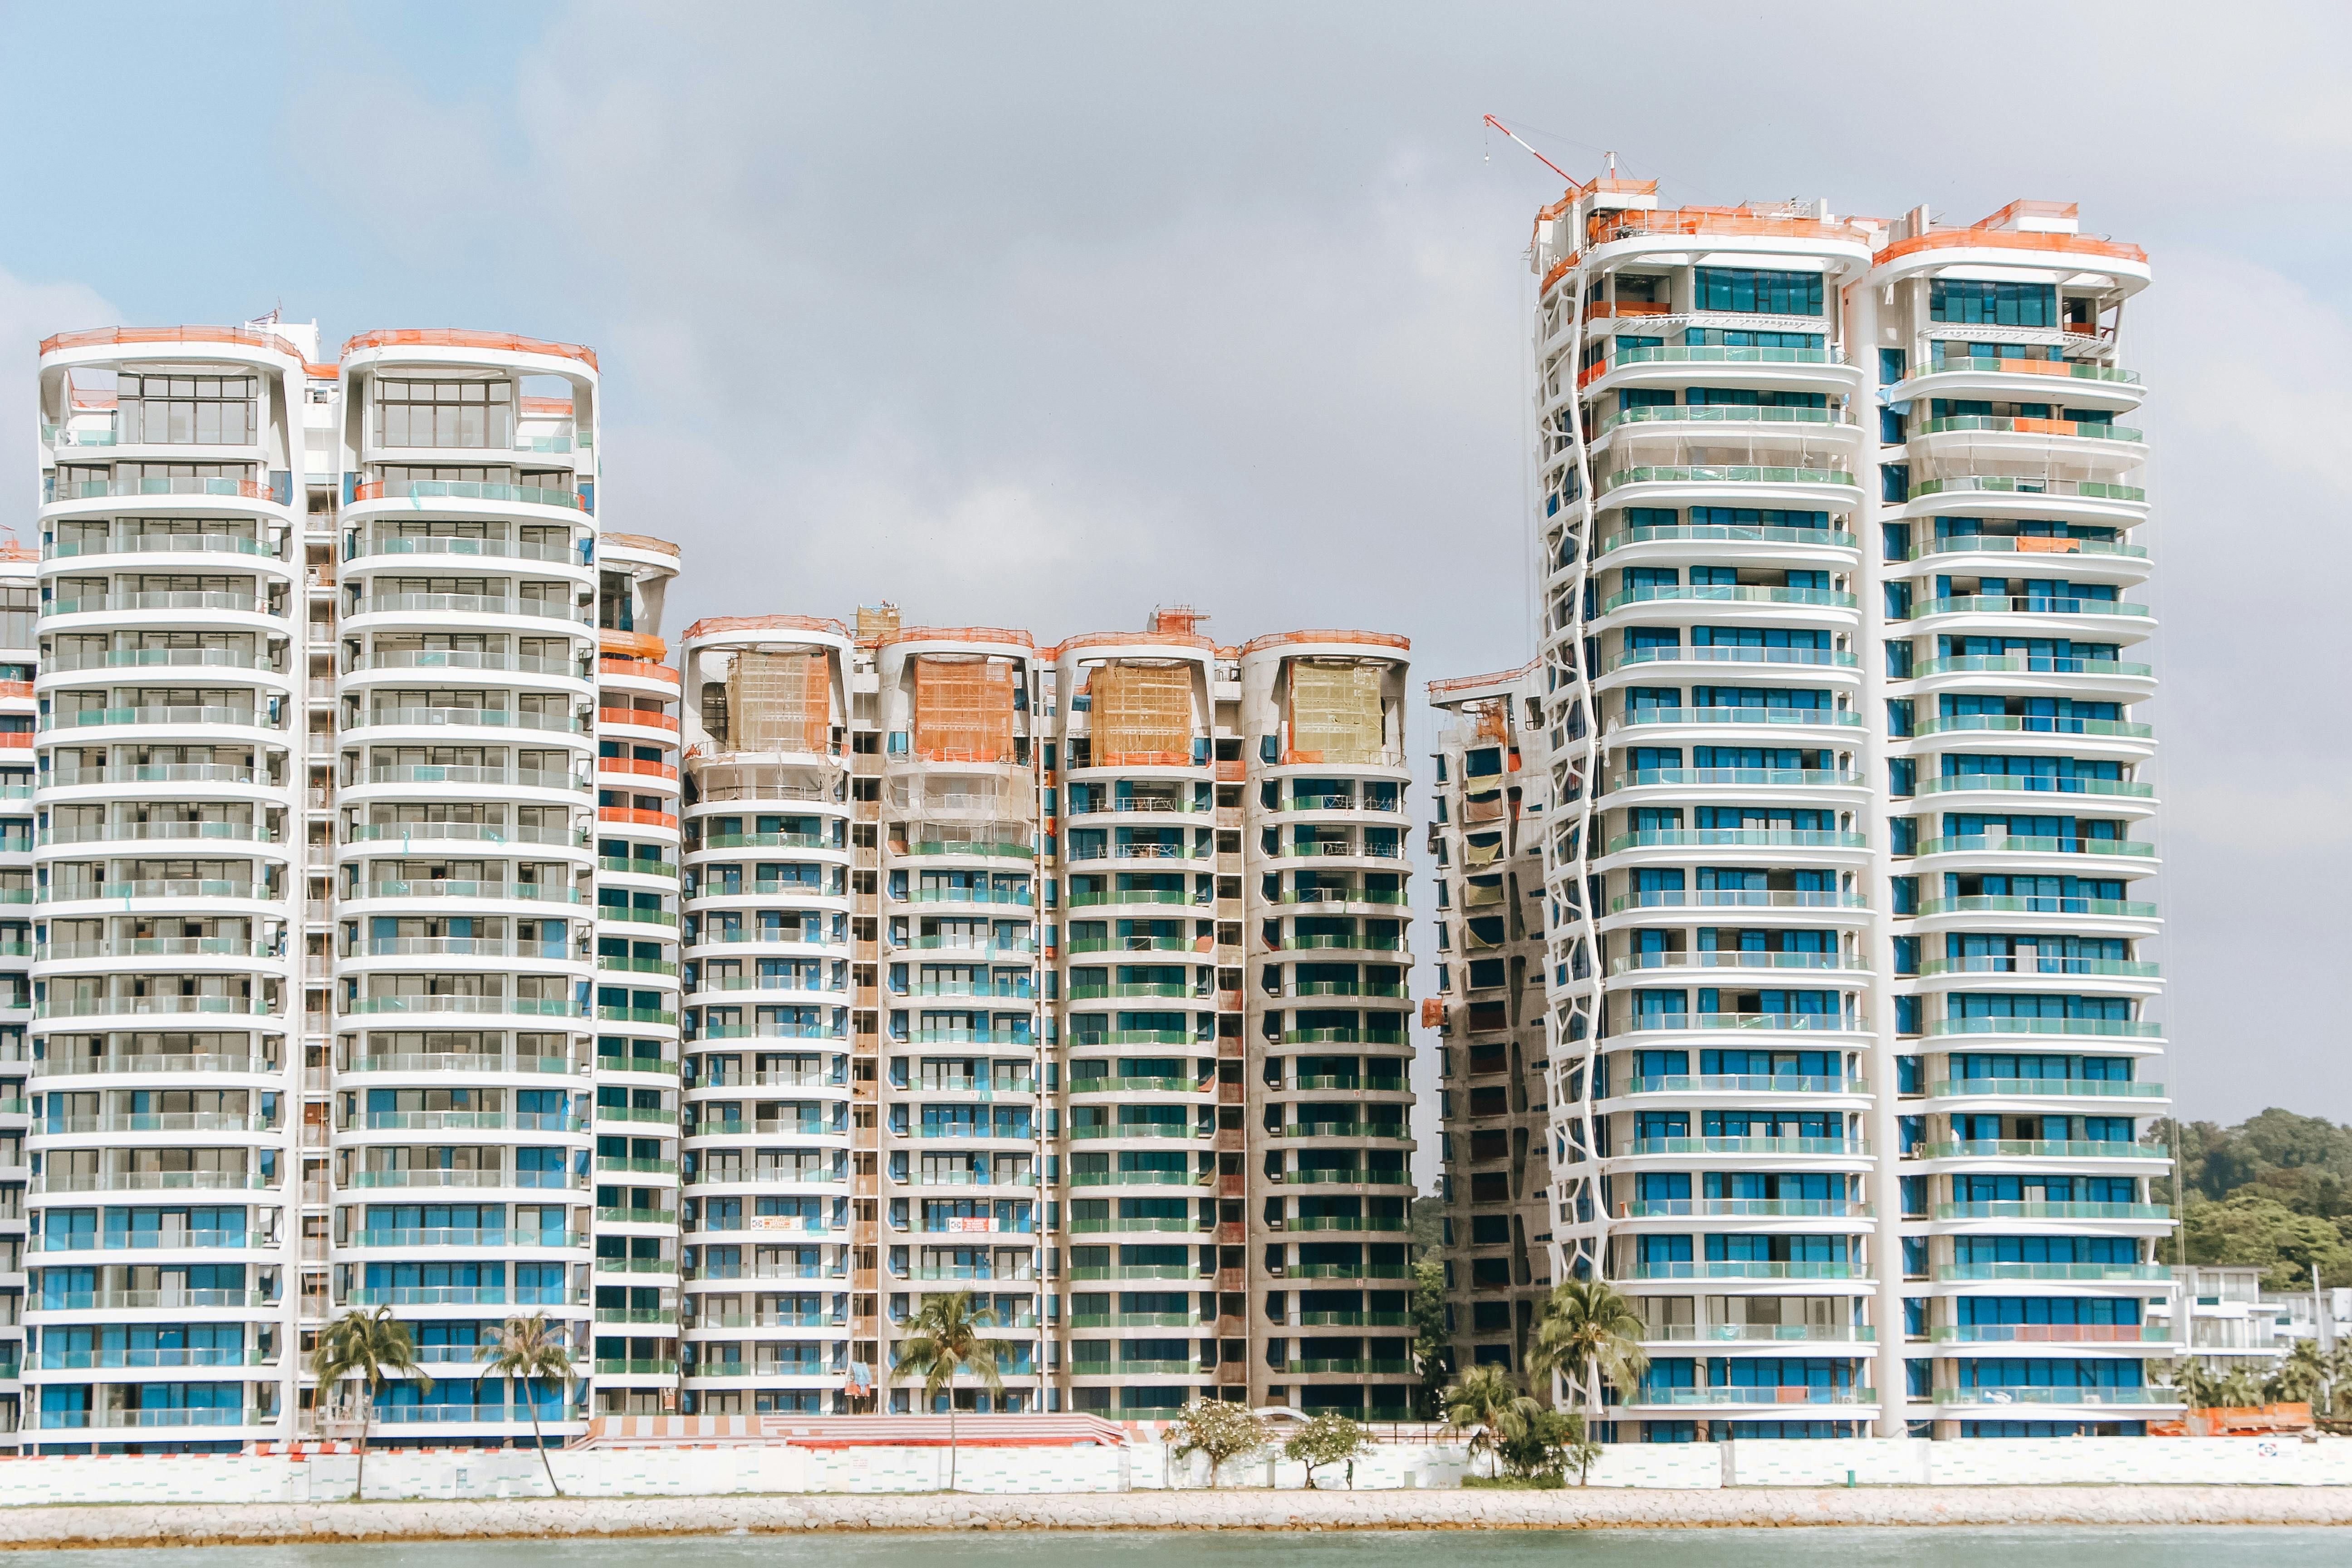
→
(1463, 791, 1506, 823)
(727, 650, 830, 755)
(1463, 879, 1504, 908)
(913, 657, 1016, 763)
(1287, 662, 1385, 764)
(1089, 663, 1193, 765)
(1463, 837, 1503, 867)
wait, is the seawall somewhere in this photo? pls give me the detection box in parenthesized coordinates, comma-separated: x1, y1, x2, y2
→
(2, 1485, 2352, 1548)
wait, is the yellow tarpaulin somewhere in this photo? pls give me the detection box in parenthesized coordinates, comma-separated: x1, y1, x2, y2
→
(727, 650, 830, 754)
(1288, 662, 1385, 764)
(1089, 663, 1192, 765)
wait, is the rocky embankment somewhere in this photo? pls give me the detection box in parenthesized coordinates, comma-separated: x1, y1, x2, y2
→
(1, 1485, 2350, 1548)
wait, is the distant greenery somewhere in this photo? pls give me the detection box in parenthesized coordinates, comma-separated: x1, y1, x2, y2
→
(2174, 1109, 2352, 1289)
(1410, 1194, 1445, 1255)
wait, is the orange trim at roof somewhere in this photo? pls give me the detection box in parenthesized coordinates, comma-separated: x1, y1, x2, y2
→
(1874, 228, 2146, 267)
(1052, 629, 1216, 656)
(683, 614, 848, 641)
(343, 328, 599, 371)
(878, 625, 1035, 652)
(40, 325, 309, 363)
(1239, 629, 1410, 656)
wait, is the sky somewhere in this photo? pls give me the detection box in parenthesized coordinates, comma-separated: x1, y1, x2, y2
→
(0, 0, 2345, 1129)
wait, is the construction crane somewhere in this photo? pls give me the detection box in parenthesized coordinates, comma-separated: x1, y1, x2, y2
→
(1483, 115, 1583, 190)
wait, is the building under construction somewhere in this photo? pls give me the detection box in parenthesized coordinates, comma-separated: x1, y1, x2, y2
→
(674, 605, 1418, 1417)
(1424, 665, 1555, 1379)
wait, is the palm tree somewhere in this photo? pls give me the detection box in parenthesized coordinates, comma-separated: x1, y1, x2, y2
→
(890, 1290, 1008, 1491)
(2267, 1338, 2326, 1407)
(1441, 1363, 1536, 1476)
(311, 1305, 430, 1501)
(1527, 1278, 1650, 1422)
(485, 1313, 573, 1496)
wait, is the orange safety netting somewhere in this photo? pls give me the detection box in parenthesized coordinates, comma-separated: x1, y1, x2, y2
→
(683, 614, 848, 641)
(1285, 662, 1386, 766)
(1873, 226, 2146, 267)
(913, 656, 1016, 763)
(40, 324, 310, 363)
(729, 650, 831, 755)
(1088, 663, 1193, 767)
(341, 328, 600, 371)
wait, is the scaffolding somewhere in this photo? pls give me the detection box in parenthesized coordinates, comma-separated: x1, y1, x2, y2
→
(912, 656, 1016, 764)
(727, 650, 831, 755)
(1286, 661, 1387, 765)
(1088, 663, 1193, 766)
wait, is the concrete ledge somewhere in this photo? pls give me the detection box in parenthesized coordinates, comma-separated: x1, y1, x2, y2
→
(3, 1486, 2352, 1548)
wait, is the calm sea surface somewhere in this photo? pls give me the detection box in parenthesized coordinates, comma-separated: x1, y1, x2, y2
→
(8, 1529, 2342, 1568)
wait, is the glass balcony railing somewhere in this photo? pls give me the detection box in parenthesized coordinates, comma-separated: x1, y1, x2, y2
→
(1909, 654, 2151, 683)
(1927, 1077, 2161, 1101)
(1915, 893, 2156, 919)
(1621, 1198, 1870, 1219)
(1916, 1139, 2169, 1159)
(1931, 1386, 2171, 1406)
(1932, 1202, 2171, 1222)
(1909, 595, 2149, 619)
(1640, 1323, 1874, 1344)
(1599, 405, 1852, 435)
(1614, 707, 1863, 730)
(1625, 1136, 1863, 1157)
(1913, 834, 2154, 858)
(1609, 953, 1862, 975)
(1617, 346, 1842, 369)
(1927, 1323, 2167, 1344)
(1619, 1013, 1862, 1034)
(1602, 583, 1857, 612)
(1923, 1017, 2164, 1041)
(1911, 715, 2151, 740)
(1914, 772, 2152, 799)
(1924, 356, 2140, 385)
(1910, 477, 2145, 504)
(1916, 957, 2159, 980)
(1931, 1261, 2170, 1282)
(1914, 416, 2141, 442)
(1625, 1386, 1869, 1406)
(1606, 645, 1857, 671)
(1908, 535, 2146, 562)
(1610, 889, 1870, 913)
(1618, 1075, 1860, 1097)
(1627, 1261, 1858, 1281)
(1606, 828, 1867, 853)
(1601, 466, 1856, 496)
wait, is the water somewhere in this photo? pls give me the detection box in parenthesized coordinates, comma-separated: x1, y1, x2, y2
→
(10, 1530, 2342, 1568)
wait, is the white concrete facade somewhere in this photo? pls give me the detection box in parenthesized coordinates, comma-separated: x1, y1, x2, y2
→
(1511, 188, 2174, 1440)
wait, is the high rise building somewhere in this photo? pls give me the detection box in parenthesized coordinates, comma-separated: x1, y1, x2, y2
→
(676, 610, 1417, 1419)
(1432, 186, 2174, 1440)
(27, 318, 1415, 1446)
(1425, 665, 1553, 1376)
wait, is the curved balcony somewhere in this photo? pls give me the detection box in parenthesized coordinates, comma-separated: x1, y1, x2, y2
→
(1893, 357, 2143, 414)
(1616, 1136, 1868, 1164)
(1910, 834, 2157, 877)
(1925, 1074, 2165, 1101)
(1914, 1139, 2168, 1164)
(1894, 477, 2145, 530)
